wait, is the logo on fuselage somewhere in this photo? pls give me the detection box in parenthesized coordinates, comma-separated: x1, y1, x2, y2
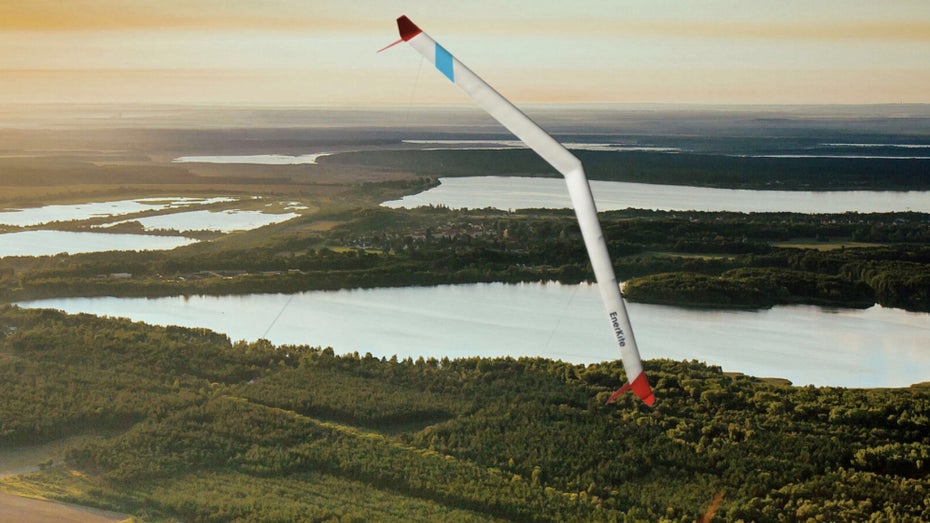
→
(609, 312, 626, 347)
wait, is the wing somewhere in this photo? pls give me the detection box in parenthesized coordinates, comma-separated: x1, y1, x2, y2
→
(389, 15, 654, 406)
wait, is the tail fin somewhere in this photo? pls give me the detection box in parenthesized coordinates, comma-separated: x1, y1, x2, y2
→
(607, 372, 655, 406)
(397, 15, 422, 41)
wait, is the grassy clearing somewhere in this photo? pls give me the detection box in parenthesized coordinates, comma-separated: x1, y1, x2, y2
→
(774, 240, 883, 250)
(2, 467, 499, 523)
(0, 434, 112, 477)
(641, 250, 734, 260)
(0, 491, 132, 523)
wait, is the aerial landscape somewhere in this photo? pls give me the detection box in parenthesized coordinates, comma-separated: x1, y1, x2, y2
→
(2, 2, 930, 522)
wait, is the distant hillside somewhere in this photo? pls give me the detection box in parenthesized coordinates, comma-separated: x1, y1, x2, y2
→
(320, 149, 930, 191)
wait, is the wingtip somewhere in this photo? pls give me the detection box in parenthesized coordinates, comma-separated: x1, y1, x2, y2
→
(397, 15, 422, 41)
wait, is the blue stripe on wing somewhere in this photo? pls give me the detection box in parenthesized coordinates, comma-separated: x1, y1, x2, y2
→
(435, 43, 454, 82)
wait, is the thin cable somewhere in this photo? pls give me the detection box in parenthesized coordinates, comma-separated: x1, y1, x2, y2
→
(542, 283, 580, 356)
(262, 293, 295, 339)
(261, 58, 421, 344)
(403, 55, 424, 127)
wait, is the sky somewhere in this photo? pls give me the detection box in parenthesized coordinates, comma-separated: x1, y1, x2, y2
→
(1, 0, 929, 106)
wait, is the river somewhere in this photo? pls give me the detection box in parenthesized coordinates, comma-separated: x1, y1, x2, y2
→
(16, 282, 930, 388)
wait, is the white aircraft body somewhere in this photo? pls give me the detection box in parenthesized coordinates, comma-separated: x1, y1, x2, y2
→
(383, 16, 655, 406)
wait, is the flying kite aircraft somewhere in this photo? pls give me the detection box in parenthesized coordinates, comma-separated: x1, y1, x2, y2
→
(382, 15, 655, 406)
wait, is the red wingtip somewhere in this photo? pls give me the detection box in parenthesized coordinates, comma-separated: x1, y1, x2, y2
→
(397, 15, 422, 41)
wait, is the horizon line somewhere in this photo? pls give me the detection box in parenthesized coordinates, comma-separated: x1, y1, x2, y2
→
(3, 101, 930, 109)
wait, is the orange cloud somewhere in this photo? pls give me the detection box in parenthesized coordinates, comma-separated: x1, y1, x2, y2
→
(4, 3, 928, 43)
(0, 2, 178, 31)
(0, 1, 378, 32)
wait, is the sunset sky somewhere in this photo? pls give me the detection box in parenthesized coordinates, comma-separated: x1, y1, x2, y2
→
(2, 0, 929, 106)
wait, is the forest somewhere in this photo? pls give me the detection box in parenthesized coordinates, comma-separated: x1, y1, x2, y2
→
(3, 206, 930, 312)
(319, 149, 930, 190)
(1, 305, 928, 521)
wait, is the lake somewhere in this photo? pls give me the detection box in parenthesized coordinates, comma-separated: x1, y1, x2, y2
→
(0, 197, 236, 227)
(173, 153, 331, 165)
(0, 230, 197, 257)
(0, 197, 299, 257)
(17, 282, 930, 388)
(382, 176, 930, 213)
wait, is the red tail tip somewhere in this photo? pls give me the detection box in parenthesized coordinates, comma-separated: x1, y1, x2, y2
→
(397, 15, 422, 41)
(606, 372, 655, 406)
(631, 372, 655, 406)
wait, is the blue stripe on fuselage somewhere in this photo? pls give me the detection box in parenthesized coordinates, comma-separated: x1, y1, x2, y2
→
(435, 43, 454, 82)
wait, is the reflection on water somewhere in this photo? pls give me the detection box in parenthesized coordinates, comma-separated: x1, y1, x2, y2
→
(173, 154, 331, 165)
(0, 196, 299, 256)
(17, 282, 930, 388)
(0, 197, 235, 227)
(382, 176, 930, 213)
(0, 230, 196, 256)
(401, 140, 683, 153)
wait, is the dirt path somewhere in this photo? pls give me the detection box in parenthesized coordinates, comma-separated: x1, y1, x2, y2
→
(0, 491, 129, 523)
(0, 433, 120, 479)
(1, 434, 132, 521)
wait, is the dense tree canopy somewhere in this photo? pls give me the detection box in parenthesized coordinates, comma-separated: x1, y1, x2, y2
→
(1, 306, 928, 521)
(4, 208, 930, 312)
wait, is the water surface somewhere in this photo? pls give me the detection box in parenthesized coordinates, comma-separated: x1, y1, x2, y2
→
(383, 176, 930, 213)
(0, 197, 235, 227)
(173, 154, 331, 164)
(0, 230, 196, 257)
(18, 282, 930, 388)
